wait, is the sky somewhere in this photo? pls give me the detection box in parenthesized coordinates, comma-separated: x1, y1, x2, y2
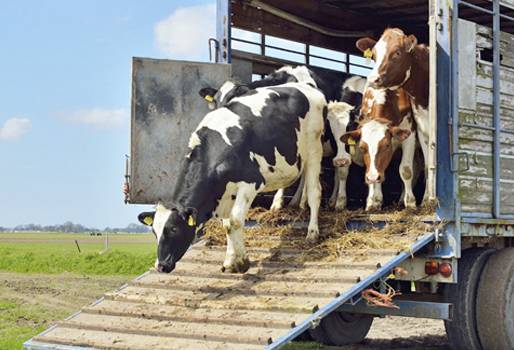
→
(0, 0, 217, 228)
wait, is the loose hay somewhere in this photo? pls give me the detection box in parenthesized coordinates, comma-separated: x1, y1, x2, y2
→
(202, 205, 440, 263)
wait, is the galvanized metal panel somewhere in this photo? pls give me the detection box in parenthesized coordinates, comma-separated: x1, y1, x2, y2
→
(458, 19, 477, 110)
(232, 58, 253, 83)
(130, 58, 231, 204)
(458, 20, 514, 219)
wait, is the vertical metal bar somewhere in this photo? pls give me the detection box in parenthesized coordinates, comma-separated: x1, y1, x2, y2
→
(216, 0, 231, 63)
(451, 0, 461, 227)
(493, 0, 501, 218)
(261, 31, 265, 56)
(428, 0, 438, 206)
(434, 0, 455, 221)
(305, 44, 310, 65)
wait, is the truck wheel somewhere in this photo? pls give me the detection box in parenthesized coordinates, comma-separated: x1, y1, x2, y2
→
(309, 311, 373, 346)
(308, 322, 332, 344)
(444, 248, 495, 350)
(476, 248, 514, 350)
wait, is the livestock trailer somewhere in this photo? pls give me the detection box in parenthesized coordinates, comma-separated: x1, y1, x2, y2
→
(25, 0, 514, 349)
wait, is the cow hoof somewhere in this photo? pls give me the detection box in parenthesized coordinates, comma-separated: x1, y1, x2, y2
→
(333, 158, 351, 167)
(222, 257, 250, 274)
(404, 196, 417, 209)
(335, 199, 347, 211)
(306, 229, 319, 243)
(405, 201, 417, 209)
(365, 204, 381, 212)
(270, 202, 283, 211)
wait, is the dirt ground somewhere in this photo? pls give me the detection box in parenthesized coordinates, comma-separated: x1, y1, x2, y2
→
(0, 272, 449, 349)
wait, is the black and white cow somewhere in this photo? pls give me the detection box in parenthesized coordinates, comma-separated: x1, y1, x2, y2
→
(200, 66, 366, 210)
(139, 82, 326, 274)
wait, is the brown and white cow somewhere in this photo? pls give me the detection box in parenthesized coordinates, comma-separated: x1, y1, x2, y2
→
(341, 87, 416, 210)
(356, 28, 430, 203)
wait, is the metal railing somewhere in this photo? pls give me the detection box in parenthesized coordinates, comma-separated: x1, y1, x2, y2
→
(231, 29, 373, 76)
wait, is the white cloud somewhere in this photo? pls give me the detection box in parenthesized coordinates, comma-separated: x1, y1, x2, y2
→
(154, 3, 216, 59)
(65, 108, 128, 129)
(0, 117, 32, 141)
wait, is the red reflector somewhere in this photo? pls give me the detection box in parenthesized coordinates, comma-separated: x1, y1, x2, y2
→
(425, 261, 439, 275)
(439, 262, 453, 277)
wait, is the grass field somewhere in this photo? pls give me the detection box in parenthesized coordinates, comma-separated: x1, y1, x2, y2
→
(0, 232, 155, 349)
(0, 232, 156, 275)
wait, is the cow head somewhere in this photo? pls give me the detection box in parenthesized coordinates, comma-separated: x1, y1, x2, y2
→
(327, 101, 355, 167)
(138, 203, 198, 273)
(356, 28, 418, 89)
(341, 119, 411, 184)
(198, 81, 250, 110)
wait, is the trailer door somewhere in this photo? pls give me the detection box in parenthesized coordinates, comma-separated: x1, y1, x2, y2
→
(129, 58, 250, 204)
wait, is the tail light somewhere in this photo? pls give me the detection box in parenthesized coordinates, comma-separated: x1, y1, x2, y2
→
(439, 262, 453, 277)
(425, 261, 439, 275)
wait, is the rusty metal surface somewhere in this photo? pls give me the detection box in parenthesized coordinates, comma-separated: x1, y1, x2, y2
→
(130, 58, 231, 204)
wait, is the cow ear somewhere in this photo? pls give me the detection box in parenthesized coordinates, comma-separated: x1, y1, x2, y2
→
(138, 211, 155, 226)
(356, 37, 376, 53)
(234, 85, 250, 96)
(390, 127, 411, 141)
(199, 87, 218, 102)
(341, 129, 361, 144)
(181, 207, 198, 227)
(405, 34, 418, 52)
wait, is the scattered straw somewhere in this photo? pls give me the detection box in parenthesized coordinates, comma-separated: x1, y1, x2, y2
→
(202, 205, 441, 263)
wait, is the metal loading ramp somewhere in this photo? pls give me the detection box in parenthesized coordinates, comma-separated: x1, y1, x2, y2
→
(26, 229, 435, 350)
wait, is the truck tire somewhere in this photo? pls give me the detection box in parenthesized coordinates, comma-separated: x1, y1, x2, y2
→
(444, 248, 495, 350)
(476, 248, 514, 350)
(309, 311, 373, 346)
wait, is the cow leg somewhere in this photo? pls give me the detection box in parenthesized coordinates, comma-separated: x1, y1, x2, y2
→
(270, 189, 284, 211)
(222, 185, 257, 273)
(417, 130, 430, 203)
(329, 165, 349, 210)
(400, 133, 417, 209)
(366, 183, 383, 211)
(304, 145, 323, 242)
(288, 174, 305, 208)
(329, 169, 340, 208)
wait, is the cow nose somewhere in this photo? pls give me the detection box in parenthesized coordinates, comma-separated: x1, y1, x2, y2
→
(333, 157, 351, 167)
(157, 262, 174, 273)
(366, 173, 382, 184)
(369, 75, 382, 87)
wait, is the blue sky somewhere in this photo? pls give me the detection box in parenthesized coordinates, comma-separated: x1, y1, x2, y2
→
(0, 0, 216, 228)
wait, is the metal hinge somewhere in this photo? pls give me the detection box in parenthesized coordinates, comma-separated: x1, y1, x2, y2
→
(451, 152, 470, 172)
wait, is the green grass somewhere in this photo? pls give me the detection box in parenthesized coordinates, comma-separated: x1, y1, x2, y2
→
(0, 232, 156, 349)
(0, 232, 156, 275)
(0, 299, 64, 350)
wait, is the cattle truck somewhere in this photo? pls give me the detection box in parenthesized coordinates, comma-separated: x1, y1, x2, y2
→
(25, 0, 514, 349)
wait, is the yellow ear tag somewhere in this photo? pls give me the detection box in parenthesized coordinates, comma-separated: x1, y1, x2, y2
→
(363, 48, 373, 64)
(143, 216, 153, 225)
(347, 137, 356, 156)
(204, 95, 214, 103)
(187, 216, 196, 227)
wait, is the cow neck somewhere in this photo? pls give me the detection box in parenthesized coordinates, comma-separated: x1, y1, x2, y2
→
(401, 45, 429, 109)
(363, 89, 407, 127)
(170, 168, 219, 226)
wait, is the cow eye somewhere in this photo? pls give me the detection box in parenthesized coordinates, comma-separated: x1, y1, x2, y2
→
(394, 50, 401, 57)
